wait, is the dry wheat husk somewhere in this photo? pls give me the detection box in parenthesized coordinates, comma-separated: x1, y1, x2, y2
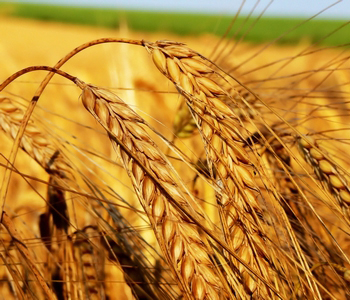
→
(101, 203, 174, 299)
(220, 86, 262, 122)
(145, 40, 290, 298)
(260, 133, 350, 298)
(264, 143, 315, 257)
(0, 97, 77, 299)
(0, 239, 34, 299)
(77, 80, 230, 300)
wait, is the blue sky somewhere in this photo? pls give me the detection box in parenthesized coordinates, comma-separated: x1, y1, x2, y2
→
(11, 0, 350, 18)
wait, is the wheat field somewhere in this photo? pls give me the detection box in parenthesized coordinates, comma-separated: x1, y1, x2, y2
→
(0, 11, 350, 300)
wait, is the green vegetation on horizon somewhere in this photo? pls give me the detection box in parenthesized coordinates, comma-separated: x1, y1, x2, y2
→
(0, 2, 349, 46)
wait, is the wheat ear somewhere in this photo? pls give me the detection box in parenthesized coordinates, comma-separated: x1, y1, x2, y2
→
(145, 40, 288, 297)
(0, 97, 73, 179)
(73, 226, 106, 300)
(77, 81, 230, 300)
(298, 136, 350, 222)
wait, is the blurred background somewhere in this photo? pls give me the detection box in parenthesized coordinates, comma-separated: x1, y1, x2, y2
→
(1, 0, 349, 45)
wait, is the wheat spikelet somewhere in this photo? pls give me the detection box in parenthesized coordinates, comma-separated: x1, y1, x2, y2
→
(145, 40, 292, 297)
(263, 142, 314, 253)
(77, 81, 230, 300)
(257, 131, 350, 297)
(0, 97, 75, 297)
(298, 135, 350, 222)
(259, 136, 331, 295)
(221, 86, 262, 122)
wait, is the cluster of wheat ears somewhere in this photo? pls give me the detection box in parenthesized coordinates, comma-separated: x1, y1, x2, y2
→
(0, 17, 350, 300)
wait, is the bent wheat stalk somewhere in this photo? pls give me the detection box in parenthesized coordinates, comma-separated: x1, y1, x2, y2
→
(0, 39, 143, 214)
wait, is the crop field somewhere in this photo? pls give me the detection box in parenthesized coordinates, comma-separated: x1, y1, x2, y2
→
(0, 3, 350, 300)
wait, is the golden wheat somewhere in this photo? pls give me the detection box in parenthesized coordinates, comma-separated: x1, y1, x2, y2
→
(146, 40, 297, 298)
(77, 81, 230, 299)
(298, 135, 350, 221)
(0, 11, 349, 298)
